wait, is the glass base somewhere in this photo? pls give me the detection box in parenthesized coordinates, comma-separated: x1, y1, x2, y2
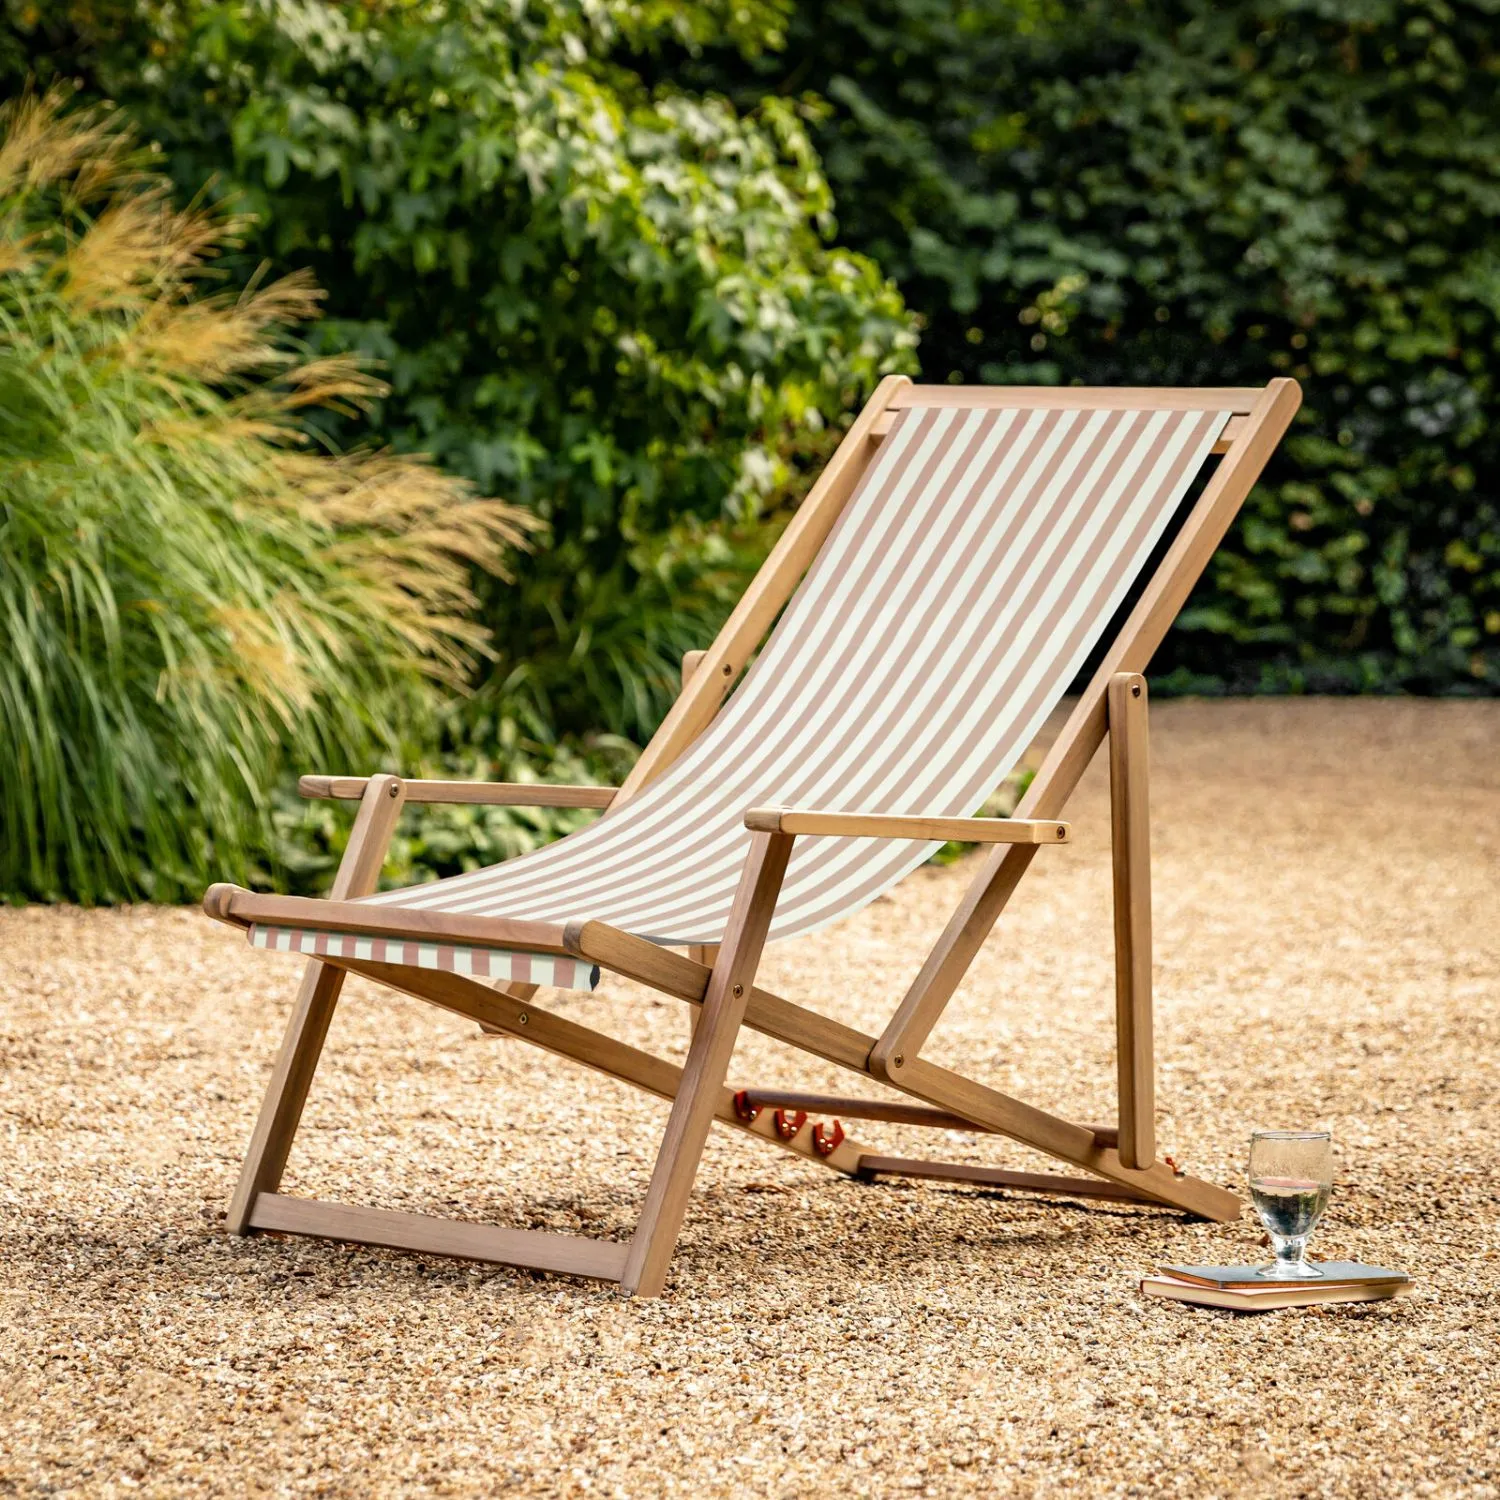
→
(1255, 1258, 1323, 1281)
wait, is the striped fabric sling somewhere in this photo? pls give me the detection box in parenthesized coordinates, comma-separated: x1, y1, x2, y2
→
(248, 401, 1231, 986)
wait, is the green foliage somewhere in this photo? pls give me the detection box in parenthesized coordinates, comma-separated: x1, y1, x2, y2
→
(693, 0, 1500, 691)
(13, 0, 917, 743)
(0, 91, 533, 902)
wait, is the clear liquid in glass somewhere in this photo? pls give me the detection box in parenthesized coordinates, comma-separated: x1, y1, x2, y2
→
(1249, 1176, 1330, 1240)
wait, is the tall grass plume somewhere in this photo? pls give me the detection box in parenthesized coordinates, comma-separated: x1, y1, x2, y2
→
(0, 89, 537, 901)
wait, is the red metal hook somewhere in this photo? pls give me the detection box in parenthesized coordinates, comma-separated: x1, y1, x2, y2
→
(811, 1119, 846, 1157)
(733, 1089, 762, 1124)
(772, 1107, 807, 1140)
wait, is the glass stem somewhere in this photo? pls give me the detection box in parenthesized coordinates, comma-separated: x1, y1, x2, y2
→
(1271, 1232, 1314, 1274)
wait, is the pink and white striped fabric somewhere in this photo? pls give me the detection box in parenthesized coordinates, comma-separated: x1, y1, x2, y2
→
(248, 924, 600, 990)
(263, 401, 1229, 988)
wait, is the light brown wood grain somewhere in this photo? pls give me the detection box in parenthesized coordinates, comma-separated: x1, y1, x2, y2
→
(210, 888, 574, 955)
(1109, 673, 1155, 1170)
(298, 775, 616, 809)
(734, 1091, 976, 1129)
(249, 1195, 630, 1281)
(744, 808, 1070, 844)
(855, 1157, 1157, 1203)
(892, 385, 1265, 411)
(732, 1090, 1119, 1143)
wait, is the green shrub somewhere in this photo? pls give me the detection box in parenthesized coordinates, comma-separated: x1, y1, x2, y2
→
(693, 0, 1500, 692)
(11, 0, 918, 745)
(0, 90, 534, 902)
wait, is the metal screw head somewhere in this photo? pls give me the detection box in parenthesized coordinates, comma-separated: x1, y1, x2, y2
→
(388, 781, 401, 797)
(721, 662, 733, 676)
(732, 983, 743, 997)
(1057, 826, 1066, 839)
(893, 1053, 905, 1069)
(1131, 683, 1142, 698)
(517, 1012, 529, 1025)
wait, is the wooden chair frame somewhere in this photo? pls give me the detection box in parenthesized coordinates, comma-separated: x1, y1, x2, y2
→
(211, 375, 1300, 1296)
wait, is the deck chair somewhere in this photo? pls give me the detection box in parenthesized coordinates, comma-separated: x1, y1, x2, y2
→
(205, 375, 1300, 1296)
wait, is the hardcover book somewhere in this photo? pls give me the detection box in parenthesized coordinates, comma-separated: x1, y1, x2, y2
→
(1159, 1261, 1408, 1292)
(1142, 1263, 1412, 1312)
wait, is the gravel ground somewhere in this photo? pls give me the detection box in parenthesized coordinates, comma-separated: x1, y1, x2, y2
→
(1, 698, 1497, 1499)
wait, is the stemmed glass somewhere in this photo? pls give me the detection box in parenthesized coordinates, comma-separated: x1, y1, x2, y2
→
(1247, 1130, 1333, 1280)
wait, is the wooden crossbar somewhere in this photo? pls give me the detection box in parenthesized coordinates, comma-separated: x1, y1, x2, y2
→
(891, 385, 1266, 411)
(733, 1089, 1119, 1146)
(299, 776, 617, 808)
(854, 1158, 1159, 1204)
(250, 1194, 630, 1281)
(206, 886, 575, 955)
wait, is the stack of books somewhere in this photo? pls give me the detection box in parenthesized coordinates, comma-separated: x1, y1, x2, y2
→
(1141, 1261, 1412, 1311)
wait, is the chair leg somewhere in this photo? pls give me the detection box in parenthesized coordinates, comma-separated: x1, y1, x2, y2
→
(1109, 673, 1154, 1170)
(621, 832, 793, 1296)
(226, 774, 408, 1232)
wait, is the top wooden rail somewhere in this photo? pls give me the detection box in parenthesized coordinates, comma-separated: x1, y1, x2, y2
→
(889, 384, 1266, 411)
(298, 776, 617, 809)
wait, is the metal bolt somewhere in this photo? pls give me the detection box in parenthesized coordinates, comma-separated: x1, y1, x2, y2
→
(388, 782, 401, 797)
(893, 1053, 904, 1068)
(517, 1012, 529, 1026)
(1057, 826, 1066, 839)
(1131, 683, 1141, 698)
(721, 662, 733, 676)
(732, 983, 743, 997)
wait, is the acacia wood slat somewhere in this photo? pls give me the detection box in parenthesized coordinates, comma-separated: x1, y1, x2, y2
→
(744, 808, 1069, 844)
(891, 385, 1264, 411)
(225, 774, 407, 1233)
(249, 1194, 630, 1281)
(868, 378, 1301, 1078)
(736, 1090, 1119, 1144)
(616, 374, 911, 801)
(738, 1091, 975, 1129)
(298, 775, 616, 808)
(211, 889, 574, 955)
(1109, 673, 1155, 1169)
(855, 1157, 1156, 1202)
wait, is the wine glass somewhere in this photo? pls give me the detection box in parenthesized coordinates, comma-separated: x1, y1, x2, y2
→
(1247, 1129, 1333, 1280)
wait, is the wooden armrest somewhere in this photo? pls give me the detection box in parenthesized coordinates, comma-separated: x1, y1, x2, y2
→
(298, 775, 617, 809)
(743, 808, 1069, 844)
